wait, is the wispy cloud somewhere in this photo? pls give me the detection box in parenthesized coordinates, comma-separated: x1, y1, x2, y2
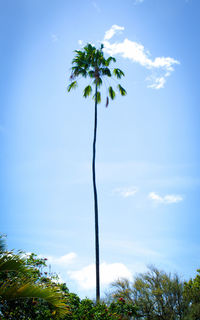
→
(113, 186, 138, 198)
(103, 25, 180, 89)
(45, 252, 77, 266)
(68, 262, 132, 289)
(148, 192, 183, 204)
(104, 25, 124, 41)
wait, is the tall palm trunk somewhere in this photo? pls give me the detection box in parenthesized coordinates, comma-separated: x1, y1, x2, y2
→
(92, 82, 100, 303)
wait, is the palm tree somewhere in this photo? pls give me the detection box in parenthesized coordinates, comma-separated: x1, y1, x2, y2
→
(68, 43, 126, 302)
(0, 236, 68, 318)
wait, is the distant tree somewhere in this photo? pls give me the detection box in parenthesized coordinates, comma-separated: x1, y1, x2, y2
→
(109, 266, 188, 320)
(65, 294, 137, 320)
(183, 269, 200, 319)
(68, 43, 126, 302)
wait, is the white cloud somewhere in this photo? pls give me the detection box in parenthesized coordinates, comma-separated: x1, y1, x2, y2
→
(78, 40, 83, 46)
(147, 76, 166, 90)
(113, 186, 138, 198)
(45, 252, 77, 267)
(68, 262, 132, 289)
(104, 25, 124, 41)
(103, 25, 180, 89)
(148, 192, 183, 204)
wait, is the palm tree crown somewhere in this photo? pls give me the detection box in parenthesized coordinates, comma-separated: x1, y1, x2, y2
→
(68, 43, 126, 104)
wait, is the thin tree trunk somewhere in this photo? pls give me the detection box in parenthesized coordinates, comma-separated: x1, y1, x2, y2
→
(93, 82, 100, 303)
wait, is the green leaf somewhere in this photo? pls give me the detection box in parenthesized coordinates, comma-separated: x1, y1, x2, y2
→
(88, 70, 95, 78)
(95, 78, 103, 88)
(113, 68, 125, 79)
(83, 85, 92, 98)
(108, 86, 116, 100)
(93, 91, 101, 104)
(106, 56, 116, 66)
(72, 67, 87, 77)
(118, 84, 127, 96)
(96, 91, 101, 104)
(67, 81, 77, 92)
(101, 67, 111, 77)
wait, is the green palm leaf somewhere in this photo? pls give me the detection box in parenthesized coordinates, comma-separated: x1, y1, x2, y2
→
(67, 81, 77, 92)
(101, 67, 111, 77)
(105, 56, 116, 66)
(113, 68, 125, 79)
(83, 85, 92, 98)
(0, 255, 27, 273)
(93, 91, 101, 104)
(118, 84, 127, 96)
(88, 70, 95, 78)
(96, 91, 101, 104)
(109, 86, 116, 100)
(95, 78, 103, 88)
(0, 282, 68, 317)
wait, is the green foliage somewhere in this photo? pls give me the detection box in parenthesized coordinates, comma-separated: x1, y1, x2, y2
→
(2, 236, 200, 320)
(0, 237, 69, 319)
(68, 43, 126, 106)
(93, 91, 101, 104)
(113, 68, 125, 79)
(83, 85, 92, 98)
(101, 67, 111, 77)
(65, 295, 138, 320)
(109, 266, 188, 320)
(118, 84, 127, 96)
(183, 269, 200, 319)
(67, 81, 77, 92)
(108, 86, 116, 100)
(105, 56, 116, 65)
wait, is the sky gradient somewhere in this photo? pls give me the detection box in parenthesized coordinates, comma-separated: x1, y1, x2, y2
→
(1, 0, 200, 298)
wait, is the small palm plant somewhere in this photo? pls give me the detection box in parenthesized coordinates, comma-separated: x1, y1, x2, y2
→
(68, 43, 126, 303)
(0, 236, 68, 318)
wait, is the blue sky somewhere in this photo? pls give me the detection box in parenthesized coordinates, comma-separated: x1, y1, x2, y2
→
(1, 0, 200, 298)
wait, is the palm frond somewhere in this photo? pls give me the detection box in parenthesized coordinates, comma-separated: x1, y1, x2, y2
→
(0, 282, 69, 317)
(117, 84, 127, 96)
(95, 78, 103, 88)
(93, 91, 101, 104)
(108, 86, 116, 100)
(83, 85, 92, 98)
(72, 66, 87, 77)
(113, 68, 125, 79)
(67, 81, 78, 92)
(101, 67, 111, 77)
(0, 255, 27, 273)
(88, 70, 95, 78)
(105, 56, 116, 66)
